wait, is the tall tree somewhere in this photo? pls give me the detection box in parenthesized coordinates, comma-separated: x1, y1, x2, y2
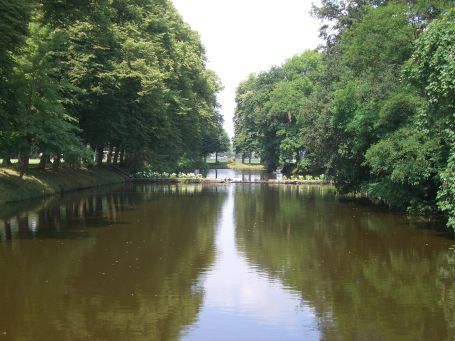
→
(404, 8, 455, 227)
(0, 0, 33, 163)
(11, 21, 87, 175)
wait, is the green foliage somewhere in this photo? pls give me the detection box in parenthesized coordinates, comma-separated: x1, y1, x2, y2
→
(234, 51, 324, 172)
(340, 3, 414, 75)
(234, 1, 455, 230)
(437, 151, 455, 228)
(201, 117, 230, 158)
(405, 8, 455, 109)
(280, 174, 323, 182)
(366, 127, 441, 186)
(0, 0, 32, 69)
(296, 157, 311, 174)
(6, 20, 86, 168)
(364, 126, 443, 212)
(133, 168, 204, 181)
(0, 0, 227, 175)
(0, 0, 33, 154)
(404, 8, 455, 229)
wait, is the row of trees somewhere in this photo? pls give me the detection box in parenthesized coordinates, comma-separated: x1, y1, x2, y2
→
(0, 0, 229, 175)
(233, 1, 455, 229)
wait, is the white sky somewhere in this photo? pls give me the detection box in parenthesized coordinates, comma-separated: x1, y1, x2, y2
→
(172, 0, 322, 137)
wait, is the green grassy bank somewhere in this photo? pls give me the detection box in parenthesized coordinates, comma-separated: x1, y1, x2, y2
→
(207, 161, 265, 170)
(0, 167, 126, 204)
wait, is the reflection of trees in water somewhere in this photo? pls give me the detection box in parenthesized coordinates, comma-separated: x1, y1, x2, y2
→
(235, 185, 454, 340)
(0, 184, 209, 241)
(438, 248, 455, 340)
(0, 186, 129, 241)
(0, 185, 225, 340)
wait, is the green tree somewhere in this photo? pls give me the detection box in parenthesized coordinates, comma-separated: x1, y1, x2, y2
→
(233, 52, 324, 172)
(404, 8, 455, 229)
(0, 0, 33, 164)
(0, 0, 226, 174)
(10, 21, 87, 176)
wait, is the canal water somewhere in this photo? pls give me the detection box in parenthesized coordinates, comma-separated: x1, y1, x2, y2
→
(204, 168, 280, 181)
(0, 178, 454, 340)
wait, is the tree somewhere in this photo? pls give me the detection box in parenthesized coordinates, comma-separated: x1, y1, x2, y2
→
(0, 0, 33, 163)
(0, 0, 226, 175)
(404, 8, 455, 229)
(10, 21, 87, 176)
(233, 53, 324, 172)
(232, 1, 455, 231)
(233, 75, 262, 163)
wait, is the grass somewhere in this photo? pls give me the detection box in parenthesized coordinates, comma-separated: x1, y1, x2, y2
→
(206, 161, 265, 170)
(0, 167, 126, 204)
(227, 161, 265, 170)
(0, 159, 41, 165)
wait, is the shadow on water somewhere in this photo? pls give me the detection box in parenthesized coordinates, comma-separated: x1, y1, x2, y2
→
(0, 183, 227, 340)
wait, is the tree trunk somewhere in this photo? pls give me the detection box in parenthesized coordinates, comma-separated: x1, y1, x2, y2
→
(249, 156, 251, 164)
(96, 146, 104, 166)
(295, 151, 301, 164)
(215, 151, 218, 163)
(39, 154, 49, 170)
(113, 147, 119, 165)
(119, 149, 125, 166)
(106, 145, 113, 165)
(242, 154, 245, 164)
(2, 158, 12, 166)
(52, 155, 61, 170)
(324, 155, 334, 183)
(19, 153, 29, 178)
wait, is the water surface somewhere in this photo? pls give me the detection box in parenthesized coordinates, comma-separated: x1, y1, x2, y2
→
(0, 181, 454, 340)
(204, 168, 279, 181)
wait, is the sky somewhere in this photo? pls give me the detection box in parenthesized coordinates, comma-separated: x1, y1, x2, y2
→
(182, 186, 320, 340)
(172, 0, 323, 137)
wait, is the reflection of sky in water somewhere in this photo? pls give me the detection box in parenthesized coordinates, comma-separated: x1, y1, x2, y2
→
(205, 169, 281, 181)
(182, 186, 320, 340)
(29, 213, 38, 232)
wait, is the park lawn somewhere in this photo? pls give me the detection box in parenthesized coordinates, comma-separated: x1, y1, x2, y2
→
(227, 161, 265, 170)
(207, 161, 265, 170)
(0, 159, 41, 165)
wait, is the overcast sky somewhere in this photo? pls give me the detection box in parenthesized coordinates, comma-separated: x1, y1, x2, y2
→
(172, 0, 322, 137)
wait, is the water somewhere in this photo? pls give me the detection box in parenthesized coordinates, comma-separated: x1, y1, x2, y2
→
(204, 168, 280, 181)
(0, 178, 454, 340)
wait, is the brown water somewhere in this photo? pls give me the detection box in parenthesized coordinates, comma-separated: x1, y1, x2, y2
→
(0, 182, 454, 340)
(204, 168, 279, 181)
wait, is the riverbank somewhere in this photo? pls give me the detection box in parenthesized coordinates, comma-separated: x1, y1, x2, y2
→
(0, 167, 126, 204)
(131, 178, 328, 185)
